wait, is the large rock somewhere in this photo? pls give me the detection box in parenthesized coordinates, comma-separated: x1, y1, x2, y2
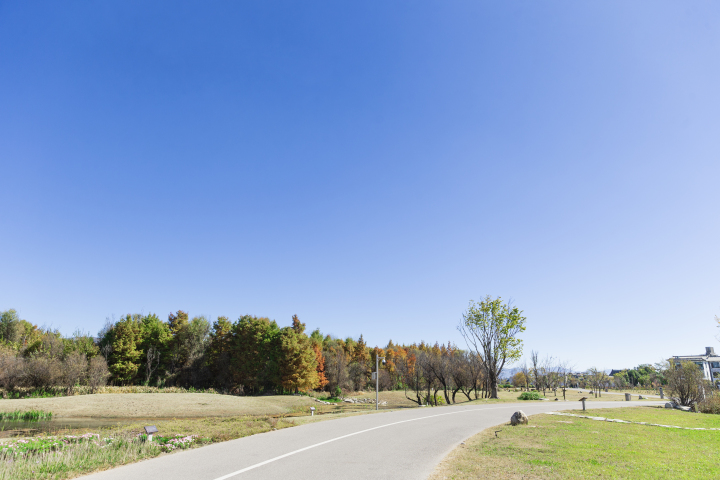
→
(510, 410, 529, 426)
(665, 402, 675, 409)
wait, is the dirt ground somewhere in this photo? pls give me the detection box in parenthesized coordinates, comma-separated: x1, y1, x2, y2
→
(0, 393, 319, 418)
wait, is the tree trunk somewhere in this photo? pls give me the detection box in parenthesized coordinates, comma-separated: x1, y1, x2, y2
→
(488, 371, 499, 399)
(442, 383, 451, 405)
(452, 386, 461, 403)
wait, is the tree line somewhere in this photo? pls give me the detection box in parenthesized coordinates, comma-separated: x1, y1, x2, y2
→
(0, 309, 109, 395)
(0, 296, 528, 402)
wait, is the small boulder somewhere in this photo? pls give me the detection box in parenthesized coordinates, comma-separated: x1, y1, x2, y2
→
(510, 410, 529, 426)
(665, 402, 674, 409)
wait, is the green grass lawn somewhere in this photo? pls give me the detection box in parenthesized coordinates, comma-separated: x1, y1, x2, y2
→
(574, 406, 720, 429)
(430, 406, 720, 480)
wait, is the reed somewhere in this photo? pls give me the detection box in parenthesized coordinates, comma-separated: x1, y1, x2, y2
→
(0, 410, 53, 421)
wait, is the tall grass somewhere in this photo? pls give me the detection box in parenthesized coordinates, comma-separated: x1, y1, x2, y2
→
(0, 410, 53, 421)
(0, 433, 204, 480)
(0, 414, 297, 480)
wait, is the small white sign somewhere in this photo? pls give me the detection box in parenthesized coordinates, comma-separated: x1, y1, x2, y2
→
(371, 372, 377, 380)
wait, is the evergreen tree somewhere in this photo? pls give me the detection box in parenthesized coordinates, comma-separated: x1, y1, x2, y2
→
(278, 324, 318, 393)
(109, 315, 142, 384)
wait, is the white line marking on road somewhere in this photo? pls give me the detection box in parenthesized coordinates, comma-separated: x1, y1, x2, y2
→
(211, 405, 516, 480)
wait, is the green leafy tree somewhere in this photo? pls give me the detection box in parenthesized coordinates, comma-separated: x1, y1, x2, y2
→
(108, 315, 142, 384)
(667, 360, 710, 407)
(63, 330, 100, 358)
(207, 316, 233, 389)
(139, 314, 172, 384)
(230, 315, 281, 393)
(458, 296, 526, 399)
(167, 310, 189, 335)
(166, 310, 189, 376)
(0, 309, 22, 345)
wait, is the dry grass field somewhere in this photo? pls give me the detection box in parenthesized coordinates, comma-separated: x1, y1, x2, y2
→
(0, 393, 318, 418)
(0, 387, 656, 420)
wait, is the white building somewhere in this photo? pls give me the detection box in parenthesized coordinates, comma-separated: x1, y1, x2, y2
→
(672, 347, 720, 387)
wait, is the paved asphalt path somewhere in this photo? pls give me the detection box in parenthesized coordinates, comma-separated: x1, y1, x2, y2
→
(82, 400, 661, 480)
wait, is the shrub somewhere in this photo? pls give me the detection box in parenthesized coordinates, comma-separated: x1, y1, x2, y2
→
(666, 361, 710, 407)
(332, 386, 342, 398)
(423, 393, 446, 405)
(698, 395, 720, 414)
(518, 392, 541, 400)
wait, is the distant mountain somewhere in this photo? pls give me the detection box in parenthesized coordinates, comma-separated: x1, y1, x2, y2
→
(499, 367, 522, 380)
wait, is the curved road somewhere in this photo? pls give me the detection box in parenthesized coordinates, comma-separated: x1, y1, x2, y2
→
(82, 400, 660, 480)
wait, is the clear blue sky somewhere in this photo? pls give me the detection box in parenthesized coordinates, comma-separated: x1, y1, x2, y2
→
(1, 1, 718, 371)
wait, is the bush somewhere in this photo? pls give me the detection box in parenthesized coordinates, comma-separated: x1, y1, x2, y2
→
(332, 386, 342, 398)
(698, 395, 720, 414)
(666, 361, 710, 407)
(518, 392, 541, 400)
(424, 393, 445, 405)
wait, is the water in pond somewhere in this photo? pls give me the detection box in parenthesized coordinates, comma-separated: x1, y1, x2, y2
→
(0, 417, 164, 438)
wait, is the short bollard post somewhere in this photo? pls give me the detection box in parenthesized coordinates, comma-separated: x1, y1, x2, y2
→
(310, 407, 315, 417)
(624, 393, 631, 401)
(659, 387, 664, 399)
(579, 397, 587, 411)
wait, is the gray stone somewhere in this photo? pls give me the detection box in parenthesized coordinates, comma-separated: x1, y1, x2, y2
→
(665, 402, 674, 409)
(674, 405, 692, 412)
(510, 410, 529, 426)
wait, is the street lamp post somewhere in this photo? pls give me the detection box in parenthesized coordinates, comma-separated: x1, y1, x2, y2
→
(375, 355, 386, 411)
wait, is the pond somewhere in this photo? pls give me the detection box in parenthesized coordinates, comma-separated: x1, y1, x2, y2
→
(0, 417, 161, 438)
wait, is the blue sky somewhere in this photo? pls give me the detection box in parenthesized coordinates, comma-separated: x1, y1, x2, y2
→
(1, 1, 718, 371)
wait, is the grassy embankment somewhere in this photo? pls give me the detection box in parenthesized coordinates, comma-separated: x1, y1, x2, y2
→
(430, 406, 720, 480)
